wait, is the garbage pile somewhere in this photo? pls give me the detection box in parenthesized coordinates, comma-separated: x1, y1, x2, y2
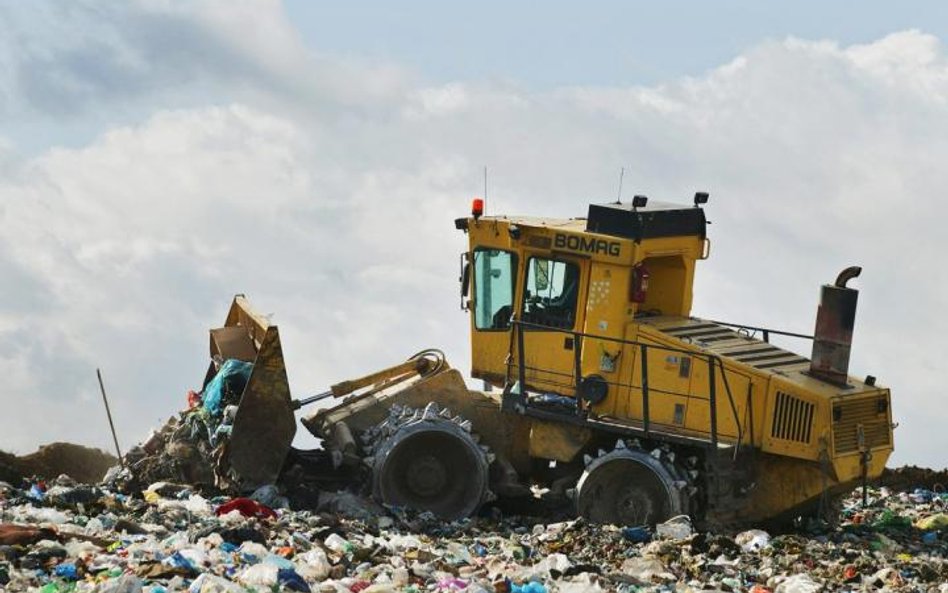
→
(116, 360, 255, 494)
(1, 470, 947, 592)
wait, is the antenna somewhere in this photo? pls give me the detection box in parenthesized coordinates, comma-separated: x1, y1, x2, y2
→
(615, 167, 625, 204)
(483, 166, 488, 214)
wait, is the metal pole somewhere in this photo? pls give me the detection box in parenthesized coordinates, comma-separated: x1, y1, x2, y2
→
(517, 321, 526, 400)
(573, 332, 582, 396)
(96, 369, 125, 468)
(294, 390, 334, 408)
(861, 451, 869, 508)
(640, 344, 650, 438)
(708, 356, 718, 448)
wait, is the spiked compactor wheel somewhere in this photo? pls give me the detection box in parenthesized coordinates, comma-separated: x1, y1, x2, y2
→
(365, 403, 493, 520)
(575, 443, 690, 525)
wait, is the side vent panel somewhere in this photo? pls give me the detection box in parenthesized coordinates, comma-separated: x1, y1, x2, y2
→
(833, 396, 891, 454)
(771, 391, 814, 444)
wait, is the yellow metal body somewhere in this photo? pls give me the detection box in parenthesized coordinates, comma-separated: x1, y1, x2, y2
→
(462, 212, 893, 522)
(303, 367, 534, 475)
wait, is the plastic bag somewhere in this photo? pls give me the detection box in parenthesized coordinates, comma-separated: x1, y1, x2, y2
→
(201, 359, 253, 416)
(735, 529, 771, 552)
(655, 515, 693, 540)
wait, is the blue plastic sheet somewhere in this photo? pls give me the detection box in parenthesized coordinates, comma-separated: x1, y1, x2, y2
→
(277, 568, 311, 592)
(201, 359, 253, 416)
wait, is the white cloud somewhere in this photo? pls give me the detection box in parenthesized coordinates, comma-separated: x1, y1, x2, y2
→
(0, 3, 944, 469)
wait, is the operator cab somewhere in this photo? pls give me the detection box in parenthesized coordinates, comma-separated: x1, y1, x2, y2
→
(457, 194, 710, 395)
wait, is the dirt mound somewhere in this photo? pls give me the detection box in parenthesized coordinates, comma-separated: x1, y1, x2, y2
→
(0, 449, 25, 484)
(879, 465, 948, 492)
(0, 443, 116, 484)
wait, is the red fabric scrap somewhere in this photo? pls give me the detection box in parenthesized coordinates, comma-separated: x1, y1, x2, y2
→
(214, 498, 277, 519)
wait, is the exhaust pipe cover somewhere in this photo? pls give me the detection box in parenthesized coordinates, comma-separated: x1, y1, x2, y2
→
(810, 266, 861, 386)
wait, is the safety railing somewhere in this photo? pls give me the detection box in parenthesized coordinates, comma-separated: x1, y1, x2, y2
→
(702, 319, 814, 344)
(507, 319, 745, 449)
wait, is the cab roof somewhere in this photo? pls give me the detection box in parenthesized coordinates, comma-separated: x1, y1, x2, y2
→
(459, 201, 708, 242)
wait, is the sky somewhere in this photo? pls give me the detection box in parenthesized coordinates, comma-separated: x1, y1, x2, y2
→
(0, 1, 945, 470)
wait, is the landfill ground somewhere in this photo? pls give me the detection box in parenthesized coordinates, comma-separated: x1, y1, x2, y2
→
(0, 446, 946, 593)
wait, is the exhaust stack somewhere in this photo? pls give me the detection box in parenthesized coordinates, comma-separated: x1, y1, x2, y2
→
(810, 266, 862, 386)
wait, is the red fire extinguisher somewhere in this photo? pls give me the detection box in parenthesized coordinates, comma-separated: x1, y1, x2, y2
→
(631, 263, 650, 303)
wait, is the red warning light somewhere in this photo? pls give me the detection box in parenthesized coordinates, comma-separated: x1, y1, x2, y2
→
(472, 197, 484, 219)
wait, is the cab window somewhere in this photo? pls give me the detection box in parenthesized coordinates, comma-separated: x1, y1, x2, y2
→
(473, 249, 517, 330)
(522, 257, 580, 329)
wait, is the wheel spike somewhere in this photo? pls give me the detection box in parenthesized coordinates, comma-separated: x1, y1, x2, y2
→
(615, 439, 627, 449)
(423, 403, 440, 419)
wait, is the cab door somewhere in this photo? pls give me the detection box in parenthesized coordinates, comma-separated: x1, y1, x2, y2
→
(515, 255, 587, 396)
(468, 248, 518, 387)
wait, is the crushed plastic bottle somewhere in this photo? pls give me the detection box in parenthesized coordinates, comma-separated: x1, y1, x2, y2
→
(237, 562, 279, 587)
(509, 580, 548, 593)
(96, 575, 145, 593)
(775, 574, 822, 593)
(323, 532, 353, 554)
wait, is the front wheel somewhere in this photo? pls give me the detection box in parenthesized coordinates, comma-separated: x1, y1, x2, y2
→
(367, 402, 492, 519)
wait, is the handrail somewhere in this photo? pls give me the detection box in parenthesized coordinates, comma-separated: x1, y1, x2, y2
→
(702, 318, 814, 343)
(514, 319, 727, 356)
(507, 318, 746, 449)
(714, 356, 743, 453)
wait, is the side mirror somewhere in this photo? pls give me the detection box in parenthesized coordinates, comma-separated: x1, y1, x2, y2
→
(459, 252, 471, 310)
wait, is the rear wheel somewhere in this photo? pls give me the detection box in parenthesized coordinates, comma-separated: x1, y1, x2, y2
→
(576, 446, 687, 525)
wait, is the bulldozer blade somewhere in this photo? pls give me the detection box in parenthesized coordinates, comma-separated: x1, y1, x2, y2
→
(212, 296, 297, 491)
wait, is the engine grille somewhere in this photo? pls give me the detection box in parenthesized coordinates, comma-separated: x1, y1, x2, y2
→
(833, 396, 891, 454)
(771, 391, 814, 444)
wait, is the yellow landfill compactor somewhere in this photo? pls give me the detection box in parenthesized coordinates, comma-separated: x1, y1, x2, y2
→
(218, 193, 894, 528)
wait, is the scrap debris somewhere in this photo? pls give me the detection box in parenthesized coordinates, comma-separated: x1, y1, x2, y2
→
(1, 467, 947, 592)
(111, 359, 255, 495)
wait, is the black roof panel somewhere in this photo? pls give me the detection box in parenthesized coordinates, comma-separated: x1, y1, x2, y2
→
(586, 200, 707, 242)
